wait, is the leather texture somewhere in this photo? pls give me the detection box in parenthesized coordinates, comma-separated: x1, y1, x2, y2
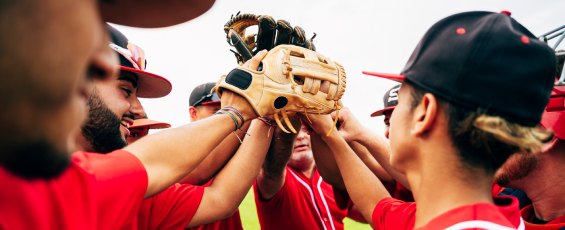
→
(224, 12, 316, 65)
(215, 45, 346, 134)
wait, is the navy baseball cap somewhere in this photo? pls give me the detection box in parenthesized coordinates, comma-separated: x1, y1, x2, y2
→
(364, 11, 556, 127)
(371, 84, 401, 117)
(107, 26, 172, 98)
(189, 82, 220, 107)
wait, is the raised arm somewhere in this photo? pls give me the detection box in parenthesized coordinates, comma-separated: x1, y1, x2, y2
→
(310, 132, 394, 190)
(179, 122, 251, 186)
(256, 117, 301, 200)
(305, 113, 390, 225)
(187, 119, 273, 227)
(331, 108, 410, 191)
(125, 50, 268, 198)
(310, 132, 346, 190)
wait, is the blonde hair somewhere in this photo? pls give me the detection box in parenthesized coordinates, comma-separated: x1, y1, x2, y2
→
(473, 115, 553, 154)
(407, 81, 554, 173)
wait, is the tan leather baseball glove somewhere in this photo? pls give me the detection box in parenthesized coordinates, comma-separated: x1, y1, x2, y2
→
(215, 45, 346, 135)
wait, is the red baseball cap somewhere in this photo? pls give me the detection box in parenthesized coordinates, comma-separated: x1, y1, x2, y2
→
(100, 0, 215, 28)
(541, 85, 565, 139)
(130, 118, 171, 130)
(108, 26, 172, 98)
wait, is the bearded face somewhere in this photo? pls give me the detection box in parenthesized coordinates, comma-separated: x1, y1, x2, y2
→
(494, 151, 538, 188)
(81, 90, 130, 154)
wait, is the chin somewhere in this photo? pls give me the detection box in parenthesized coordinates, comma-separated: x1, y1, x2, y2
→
(291, 151, 313, 161)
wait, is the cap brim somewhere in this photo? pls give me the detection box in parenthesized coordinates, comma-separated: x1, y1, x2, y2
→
(541, 110, 565, 140)
(202, 100, 221, 105)
(363, 71, 406, 82)
(120, 66, 172, 98)
(130, 118, 171, 129)
(370, 106, 396, 117)
(100, 0, 216, 28)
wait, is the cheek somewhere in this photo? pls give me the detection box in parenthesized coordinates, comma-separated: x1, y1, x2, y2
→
(388, 107, 413, 170)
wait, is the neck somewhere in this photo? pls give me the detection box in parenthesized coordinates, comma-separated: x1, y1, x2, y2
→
(516, 154, 565, 221)
(290, 159, 315, 179)
(410, 152, 493, 228)
(74, 132, 92, 152)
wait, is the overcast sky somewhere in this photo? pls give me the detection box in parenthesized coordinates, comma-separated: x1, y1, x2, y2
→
(112, 0, 565, 135)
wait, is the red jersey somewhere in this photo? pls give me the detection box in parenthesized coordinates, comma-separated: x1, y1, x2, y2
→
(521, 204, 565, 230)
(0, 150, 148, 230)
(187, 210, 243, 230)
(254, 167, 348, 230)
(372, 196, 524, 230)
(187, 179, 243, 230)
(122, 183, 204, 230)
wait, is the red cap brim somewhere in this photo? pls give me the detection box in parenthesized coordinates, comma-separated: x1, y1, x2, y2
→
(541, 110, 565, 140)
(370, 106, 396, 117)
(363, 71, 406, 82)
(130, 118, 171, 129)
(120, 66, 172, 98)
(202, 100, 221, 105)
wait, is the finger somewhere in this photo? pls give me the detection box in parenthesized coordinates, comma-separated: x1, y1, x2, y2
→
(275, 20, 293, 46)
(228, 29, 254, 63)
(248, 50, 268, 71)
(330, 110, 343, 122)
(255, 15, 277, 53)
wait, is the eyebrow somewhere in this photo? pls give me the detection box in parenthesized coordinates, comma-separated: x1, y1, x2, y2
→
(118, 74, 138, 88)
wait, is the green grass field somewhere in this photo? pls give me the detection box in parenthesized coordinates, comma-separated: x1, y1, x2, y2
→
(239, 189, 371, 230)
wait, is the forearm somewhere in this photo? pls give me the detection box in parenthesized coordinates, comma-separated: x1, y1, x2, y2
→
(349, 141, 394, 183)
(187, 120, 273, 227)
(357, 128, 410, 190)
(310, 133, 346, 190)
(322, 131, 391, 223)
(126, 114, 238, 198)
(180, 122, 251, 185)
(256, 125, 297, 200)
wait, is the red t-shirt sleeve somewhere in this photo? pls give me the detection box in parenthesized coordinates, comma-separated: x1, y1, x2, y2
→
(84, 150, 149, 229)
(137, 184, 205, 230)
(372, 197, 416, 230)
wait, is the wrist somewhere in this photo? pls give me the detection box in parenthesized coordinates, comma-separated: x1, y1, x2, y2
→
(355, 126, 372, 144)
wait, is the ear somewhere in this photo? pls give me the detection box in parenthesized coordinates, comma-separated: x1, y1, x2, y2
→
(412, 93, 438, 137)
(189, 107, 198, 121)
(541, 137, 559, 153)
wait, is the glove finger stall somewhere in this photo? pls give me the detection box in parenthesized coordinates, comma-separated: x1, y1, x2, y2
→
(228, 29, 254, 63)
(255, 15, 277, 54)
(275, 20, 293, 46)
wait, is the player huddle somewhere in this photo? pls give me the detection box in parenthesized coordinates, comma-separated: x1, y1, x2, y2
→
(0, 0, 564, 229)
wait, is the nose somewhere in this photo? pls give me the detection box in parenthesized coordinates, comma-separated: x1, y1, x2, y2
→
(297, 129, 308, 140)
(89, 44, 119, 81)
(129, 96, 146, 118)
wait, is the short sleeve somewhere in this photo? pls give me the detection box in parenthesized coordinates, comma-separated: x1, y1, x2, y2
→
(85, 150, 148, 230)
(137, 184, 205, 230)
(253, 173, 289, 206)
(372, 197, 416, 230)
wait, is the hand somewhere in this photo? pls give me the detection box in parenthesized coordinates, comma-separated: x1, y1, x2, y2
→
(298, 113, 334, 136)
(220, 50, 268, 121)
(330, 107, 366, 143)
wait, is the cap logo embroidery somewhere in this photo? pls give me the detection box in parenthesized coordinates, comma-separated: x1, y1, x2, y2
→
(388, 88, 399, 102)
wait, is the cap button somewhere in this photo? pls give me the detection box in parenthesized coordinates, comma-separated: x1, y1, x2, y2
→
(500, 11, 511, 16)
